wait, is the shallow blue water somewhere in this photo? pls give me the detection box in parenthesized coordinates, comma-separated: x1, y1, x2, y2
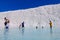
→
(0, 26, 60, 40)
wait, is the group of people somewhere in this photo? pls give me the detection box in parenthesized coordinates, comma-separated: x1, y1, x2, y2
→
(36, 20, 53, 29)
(4, 17, 53, 29)
(4, 17, 25, 29)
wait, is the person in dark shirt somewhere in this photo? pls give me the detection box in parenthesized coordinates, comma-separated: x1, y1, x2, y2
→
(22, 21, 24, 28)
(4, 17, 10, 29)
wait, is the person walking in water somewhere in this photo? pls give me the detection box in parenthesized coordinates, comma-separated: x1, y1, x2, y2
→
(19, 21, 24, 28)
(49, 20, 52, 28)
(4, 17, 10, 29)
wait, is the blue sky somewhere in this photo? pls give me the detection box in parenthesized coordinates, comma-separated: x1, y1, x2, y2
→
(0, 0, 60, 12)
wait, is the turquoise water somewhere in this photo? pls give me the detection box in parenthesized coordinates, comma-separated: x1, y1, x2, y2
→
(0, 26, 60, 40)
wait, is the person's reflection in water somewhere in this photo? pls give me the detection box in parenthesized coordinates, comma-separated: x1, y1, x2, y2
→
(4, 28, 9, 40)
(19, 27, 25, 36)
(22, 27, 24, 36)
(50, 27, 53, 35)
(50, 27, 53, 40)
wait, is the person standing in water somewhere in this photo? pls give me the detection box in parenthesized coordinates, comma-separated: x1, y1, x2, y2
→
(49, 20, 52, 28)
(22, 21, 24, 28)
(36, 26, 38, 29)
(4, 17, 10, 29)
